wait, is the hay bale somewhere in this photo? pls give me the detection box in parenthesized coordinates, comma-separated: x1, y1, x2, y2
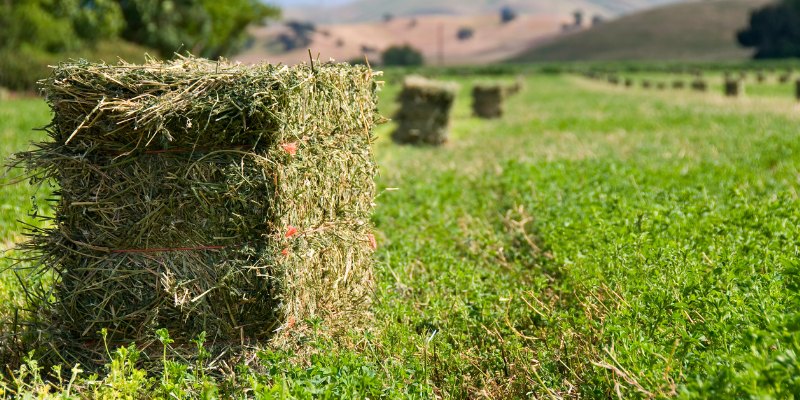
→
(624, 78, 634, 88)
(642, 80, 652, 89)
(796, 79, 800, 102)
(691, 79, 708, 92)
(656, 82, 666, 90)
(504, 75, 525, 96)
(779, 72, 792, 83)
(756, 71, 766, 83)
(724, 79, 743, 97)
(471, 83, 505, 119)
(607, 75, 620, 85)
(14, 57, 381, 361)
(392, 75, 457, 145)
(672, 80, 686, 89)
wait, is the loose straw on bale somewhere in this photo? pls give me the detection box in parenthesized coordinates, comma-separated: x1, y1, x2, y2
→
(10, 56, 383, 364)
(472, 83, 505, 119)
(392, 75, 457, 145)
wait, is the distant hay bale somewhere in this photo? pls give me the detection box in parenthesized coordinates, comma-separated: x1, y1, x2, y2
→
(608, 75, 620, 85)
(472, 83, 505, 119)
(656, 82, 666, 90)
(642, 80, 652, 89)
(756, 71, 766, 83)
(672, 80, 686, 89)
(796, 79, 800, 101)
(724, 79, 743, 97)
(624, 78, 633, 88)
(13, 57, 381, 362)
(779, 72, 792, 83)
(691, 79, 708, 92)
(392, 75, 458, 145)
(503, 75, 525, 96)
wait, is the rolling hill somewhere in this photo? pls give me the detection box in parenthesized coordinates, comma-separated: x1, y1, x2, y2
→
(514, 0, 773, 62)
(236, 13, 564, 66)
(282, 0, 687, 24)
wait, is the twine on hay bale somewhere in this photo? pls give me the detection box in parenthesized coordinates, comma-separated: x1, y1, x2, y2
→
(9, 56, 383, 364)
(724, 79, 743, 97)
(472, 83, 505, 119)
(391, 75, 457, 145)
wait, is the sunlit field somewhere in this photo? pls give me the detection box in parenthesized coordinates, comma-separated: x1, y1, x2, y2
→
(1, 68, 799, 398)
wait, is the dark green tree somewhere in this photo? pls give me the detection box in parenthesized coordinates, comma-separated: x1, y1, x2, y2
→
(381, 45, 424, 66)
(737, 1, 800, 59)
(118, 0, 279, 58)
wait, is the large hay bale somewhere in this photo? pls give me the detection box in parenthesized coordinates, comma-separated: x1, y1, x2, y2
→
(14, 57, 381, 360)
(392, 75, 457, 145)
(724, 79, 743, 97)
(472, 83, 505, 119)
(691, 79, 708, 92)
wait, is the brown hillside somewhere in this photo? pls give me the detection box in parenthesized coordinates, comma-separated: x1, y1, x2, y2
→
(235, 14, 563, 66)
(514, 0, 774, 62)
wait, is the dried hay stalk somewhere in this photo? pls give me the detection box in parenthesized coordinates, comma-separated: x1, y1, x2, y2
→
(391, 75, 457, 145)
(11, 56, 382, 363)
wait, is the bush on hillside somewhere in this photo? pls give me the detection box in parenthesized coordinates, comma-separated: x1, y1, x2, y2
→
(382, 45, 424, 66)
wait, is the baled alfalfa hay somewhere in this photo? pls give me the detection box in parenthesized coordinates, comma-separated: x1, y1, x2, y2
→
(691, 79, 708, 92)
(392, 75, 458, 145)
(724, 79, 744, 97)
(472, 83, 505, 119)
(796, 79, 800, 101)
(503, 75, 525, 96)
(13, 57, 382, 362)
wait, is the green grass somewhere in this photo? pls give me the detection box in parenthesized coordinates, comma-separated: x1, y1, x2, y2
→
(515, 0, 772, 62)
(1, 70, 800, 398)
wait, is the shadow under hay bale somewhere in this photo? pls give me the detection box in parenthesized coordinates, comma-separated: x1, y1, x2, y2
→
(10, 57, 382, 365)
(724, 79, 744, 97)
(691, 79, 708, 92)
(392, 75, 458, 145)
(472, 84, 505, 119)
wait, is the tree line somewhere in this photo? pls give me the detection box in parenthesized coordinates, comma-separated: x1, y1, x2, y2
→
(0, 0, 280, 59)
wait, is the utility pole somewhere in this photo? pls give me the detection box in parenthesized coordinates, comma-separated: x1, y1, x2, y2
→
(437, 24, 444, 66)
